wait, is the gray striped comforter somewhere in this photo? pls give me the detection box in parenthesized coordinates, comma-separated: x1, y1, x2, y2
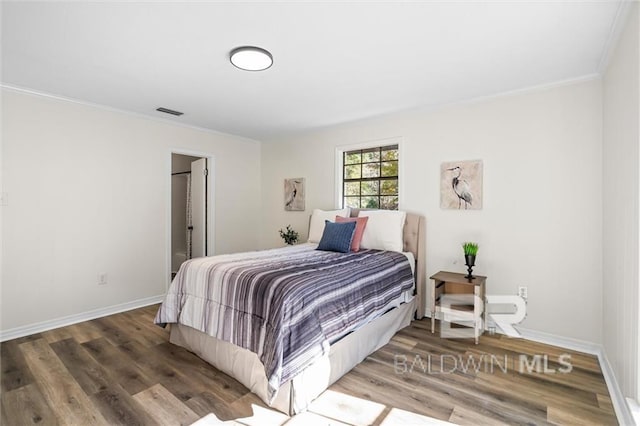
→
(154, 243, 414, 401)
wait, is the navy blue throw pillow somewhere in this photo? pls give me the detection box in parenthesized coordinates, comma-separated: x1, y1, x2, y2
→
(316, 220, 357, 253)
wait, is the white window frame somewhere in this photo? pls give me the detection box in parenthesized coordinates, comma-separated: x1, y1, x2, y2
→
(335, 137, 404, 210)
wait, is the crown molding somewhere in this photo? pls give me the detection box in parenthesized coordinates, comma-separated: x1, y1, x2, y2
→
(597, 1, 635, 74)
(0, 83, 262, 145)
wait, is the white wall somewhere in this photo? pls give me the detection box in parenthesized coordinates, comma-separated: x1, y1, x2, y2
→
(603, 3, 640, 400)
(261, 79, 603, 343)
(1, 89, 261, 332)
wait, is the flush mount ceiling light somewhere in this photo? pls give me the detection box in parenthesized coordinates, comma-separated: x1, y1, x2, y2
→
(229, 46, 273, 71)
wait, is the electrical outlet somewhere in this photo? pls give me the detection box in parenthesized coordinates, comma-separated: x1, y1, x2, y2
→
(518, 286, 528, 300)
(98, 273, 108, 285)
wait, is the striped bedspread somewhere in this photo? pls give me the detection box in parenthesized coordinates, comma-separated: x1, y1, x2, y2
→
(154, 243, 414, 401)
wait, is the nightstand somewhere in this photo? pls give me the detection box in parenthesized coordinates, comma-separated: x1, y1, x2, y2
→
(430, 271, 487, 344)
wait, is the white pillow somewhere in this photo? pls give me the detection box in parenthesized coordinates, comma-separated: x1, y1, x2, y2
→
(308, 208, 350, 243)
(358, 210, 406, 252)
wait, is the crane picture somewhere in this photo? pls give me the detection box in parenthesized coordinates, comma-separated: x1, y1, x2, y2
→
(448, 166, 473, 209)
(440, 160, 483, 210)
(284, 178, 305, 211)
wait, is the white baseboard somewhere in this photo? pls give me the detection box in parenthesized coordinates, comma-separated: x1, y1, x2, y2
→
(515, 326, 634, 425)
(515, 326, 602, 355)
(627, 398, 640, 425)
(0, 295, 165, 342)
(424, 315, 635, 425)
(599, 351, 636, 425)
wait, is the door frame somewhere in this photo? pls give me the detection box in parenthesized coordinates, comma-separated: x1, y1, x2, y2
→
(167, 149, 215, 290)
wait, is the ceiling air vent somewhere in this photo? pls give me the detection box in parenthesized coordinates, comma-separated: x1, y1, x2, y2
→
(156, 107, 184, 116)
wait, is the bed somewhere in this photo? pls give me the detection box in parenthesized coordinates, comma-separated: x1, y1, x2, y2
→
(155, 209, 426, 415)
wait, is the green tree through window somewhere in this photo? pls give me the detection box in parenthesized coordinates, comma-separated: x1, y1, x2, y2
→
(342, 145, 398, 210)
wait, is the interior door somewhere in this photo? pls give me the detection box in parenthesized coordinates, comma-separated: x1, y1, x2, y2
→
(190, 158, 207, 257)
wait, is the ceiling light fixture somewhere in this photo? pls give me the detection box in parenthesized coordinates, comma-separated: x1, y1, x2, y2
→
(229, 46, 273, 71)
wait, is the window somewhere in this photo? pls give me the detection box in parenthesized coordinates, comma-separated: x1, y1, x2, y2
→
(342, 144, 399, 210)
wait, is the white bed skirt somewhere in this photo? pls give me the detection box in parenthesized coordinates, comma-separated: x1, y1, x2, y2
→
(169, 297, 416, 415)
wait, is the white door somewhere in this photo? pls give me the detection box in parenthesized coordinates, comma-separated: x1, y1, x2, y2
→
(190, 158, 207, 257)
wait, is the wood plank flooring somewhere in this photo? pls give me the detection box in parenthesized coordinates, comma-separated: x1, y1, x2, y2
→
(0, 305, 618, 425)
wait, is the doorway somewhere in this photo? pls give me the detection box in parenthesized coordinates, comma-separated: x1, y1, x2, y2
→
(170, 152, 211, 280)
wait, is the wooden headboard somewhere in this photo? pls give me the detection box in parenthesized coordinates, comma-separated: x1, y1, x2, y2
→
(349, 209, 426, 318)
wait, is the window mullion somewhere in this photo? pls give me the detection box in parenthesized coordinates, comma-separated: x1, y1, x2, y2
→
(342, 145, 398, 210)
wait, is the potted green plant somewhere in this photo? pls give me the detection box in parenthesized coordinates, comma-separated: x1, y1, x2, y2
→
(279, 225, 299, 245)
(462, 242, 479, 279)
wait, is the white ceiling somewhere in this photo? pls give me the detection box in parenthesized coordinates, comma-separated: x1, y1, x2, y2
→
(1, 1, 624, 141)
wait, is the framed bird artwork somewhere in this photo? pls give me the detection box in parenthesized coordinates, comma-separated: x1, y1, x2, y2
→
(284, 178, 305, 211)
(440, 160, 483, 210)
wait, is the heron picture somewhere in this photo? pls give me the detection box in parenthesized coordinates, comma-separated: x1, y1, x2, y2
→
(284, 178, 305, 211)
(440, 160, 483, 210)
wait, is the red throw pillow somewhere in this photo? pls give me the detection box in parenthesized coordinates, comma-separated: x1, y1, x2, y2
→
(335, 216, 369, 252)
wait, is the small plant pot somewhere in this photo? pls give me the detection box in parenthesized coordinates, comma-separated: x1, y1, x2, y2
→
(464, 255, 476, 280)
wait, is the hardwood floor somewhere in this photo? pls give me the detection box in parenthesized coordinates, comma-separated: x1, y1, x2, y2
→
(1, 305, 618, 425)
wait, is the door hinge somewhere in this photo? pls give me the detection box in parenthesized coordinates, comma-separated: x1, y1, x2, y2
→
(204, 168, 208, 176)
